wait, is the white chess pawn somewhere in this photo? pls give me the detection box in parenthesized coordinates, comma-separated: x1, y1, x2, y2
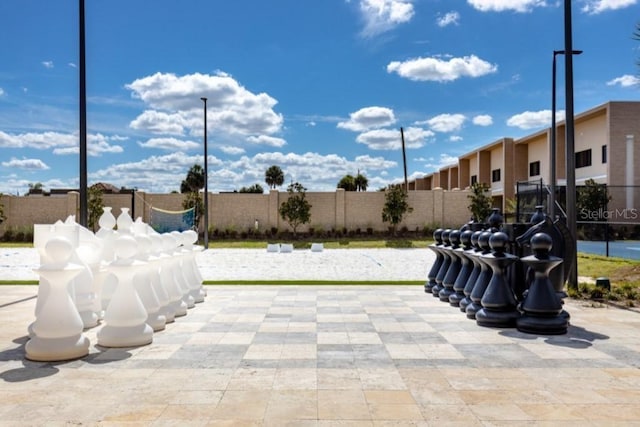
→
(97, 234, 153, 347)
(26, 236, 90, 361)
(134, 234, 166, 332)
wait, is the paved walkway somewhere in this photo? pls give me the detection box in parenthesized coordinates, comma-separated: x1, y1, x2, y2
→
(1, 248, 640, 425)
(1, 282, 639, 425)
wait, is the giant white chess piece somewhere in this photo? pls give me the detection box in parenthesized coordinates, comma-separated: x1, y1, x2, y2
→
(97, 234, 153, 347)
(181, 230, 205, 303)
(26, 236, 90, 361)
(134, 233, 166, 331)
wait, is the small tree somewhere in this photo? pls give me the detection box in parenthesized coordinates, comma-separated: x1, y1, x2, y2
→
(467, 182, 492, 223)
(182, 191, 204, 231)
(337, 175, 356, 191)
(577, 179, 611, 221)
(265, 165, 285, 189)
(180, 164, 205, 193)
(381, 184, 413, 235)
(87, 185, 104, 231)
(239, 183, 264, 193)
(0, 193, 6, 225)
(355, 173, 368, 191)
(279, 182, 312, 235)
(181, 164, 205, 231)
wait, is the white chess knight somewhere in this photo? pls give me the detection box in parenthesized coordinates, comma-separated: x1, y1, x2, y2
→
(181, 230, 206, 303)
(97, 234, 153, 348)
(65, 216, 103, 329)
(26, 236, 90, 362)
(133, 233, 167, 332)
(159, 233, 189, 317)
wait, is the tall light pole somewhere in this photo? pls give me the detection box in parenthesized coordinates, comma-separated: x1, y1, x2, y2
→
(201, 97, 209, 249)
(551, 49, 582, 221)
(564, 0, 578, 290)
(79, 0, 88, 227)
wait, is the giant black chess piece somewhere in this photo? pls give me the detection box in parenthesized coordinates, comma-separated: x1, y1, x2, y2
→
(475, 232, 520, 328)
(465, 230, 492, 320)
(516, 232, 568, 335)
(459, 230, 483, 312)
(425, 229, 444, 294)
(449, 229, 473, 307)
(432, 229, 452, 298)
(439, 230, 462, 302)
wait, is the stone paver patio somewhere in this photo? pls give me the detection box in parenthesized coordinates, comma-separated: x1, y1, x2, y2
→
(1, 284, 639, 426)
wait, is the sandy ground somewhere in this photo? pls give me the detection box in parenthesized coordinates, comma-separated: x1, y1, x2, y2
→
(0, 247, 434, 282)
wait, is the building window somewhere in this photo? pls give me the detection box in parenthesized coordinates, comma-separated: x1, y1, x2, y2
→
(529, 161, 541, 177)
(471, 175, 477, 185)
(575, 149, 592, 168)
(602, 145, 607, 164)
(491, 169, 501, 182)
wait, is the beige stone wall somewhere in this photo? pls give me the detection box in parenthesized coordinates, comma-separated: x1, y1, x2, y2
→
(0, 188, 473, 235)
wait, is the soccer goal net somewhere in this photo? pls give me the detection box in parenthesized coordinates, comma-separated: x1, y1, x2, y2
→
(149, 206, 195, 233)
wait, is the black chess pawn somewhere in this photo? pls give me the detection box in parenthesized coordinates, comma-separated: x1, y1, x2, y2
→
(425, 229, 444, 294)
(516, 232, 568, 335)
(432, 229, 452, 298)
(439, 230, 462, 302)
(449, 229, 474, 307)
(459, 230, 483, 312)
(475, 232, 520, 328)
(465, 230, 492, 319)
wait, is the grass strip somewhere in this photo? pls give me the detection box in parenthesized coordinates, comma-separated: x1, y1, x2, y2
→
(0, 280, 38, 285)
(203, 280, 423, 285)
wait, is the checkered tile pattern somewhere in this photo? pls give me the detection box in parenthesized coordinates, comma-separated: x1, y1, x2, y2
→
(1, 285, 640, 425)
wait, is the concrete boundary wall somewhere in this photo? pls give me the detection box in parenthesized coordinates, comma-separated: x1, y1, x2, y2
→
(0, 188, 471, 233)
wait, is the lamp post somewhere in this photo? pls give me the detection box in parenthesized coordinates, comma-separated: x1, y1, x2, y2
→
(79, 0, 88, 227)
(564, 0, 578, 290)
(201, 97, 209, 249)
(550, 49, 582, 221)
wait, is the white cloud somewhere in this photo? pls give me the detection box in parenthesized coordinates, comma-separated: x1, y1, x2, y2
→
(437, 11, 460, 27)
(387, 54, 498, 82)
(0, 131, 125, 156)
(506, 109, 565, 130)
(53, 133, 125, 157)
(449, 135, 463, 142)
(0, 130, 76, 149)
(338, 106, 397, 132)
(473, 114, 493, 126)
(87, 149, 399, 193)
(219, 145, 246, 155)
(90, 151, 218, 193)
(467, 0, 548, 13)
(424, 153, 459, 171)
(68, 63, 77, 68)
(1, 157, 49, 170)
(130, 110, 187, 135)
(417, 113, 466, 132)
(42, 61, 54, 68)
(138, 137, 200, 151)
(607, 74, 640, 87)
(356, 126, 434, 150)
(358, 0, 415, 37)
(582, 0, 637, 14)
(246, 135, 287, 147)
(126, 72, 284, 138)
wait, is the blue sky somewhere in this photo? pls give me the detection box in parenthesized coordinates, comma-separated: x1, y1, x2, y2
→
(0, 0, 639, 194)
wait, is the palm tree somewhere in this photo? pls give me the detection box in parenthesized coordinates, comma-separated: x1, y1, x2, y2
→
(265, 165, 284, 189)
(337, 175, 356, 191)
(355, 173, 368, 192)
